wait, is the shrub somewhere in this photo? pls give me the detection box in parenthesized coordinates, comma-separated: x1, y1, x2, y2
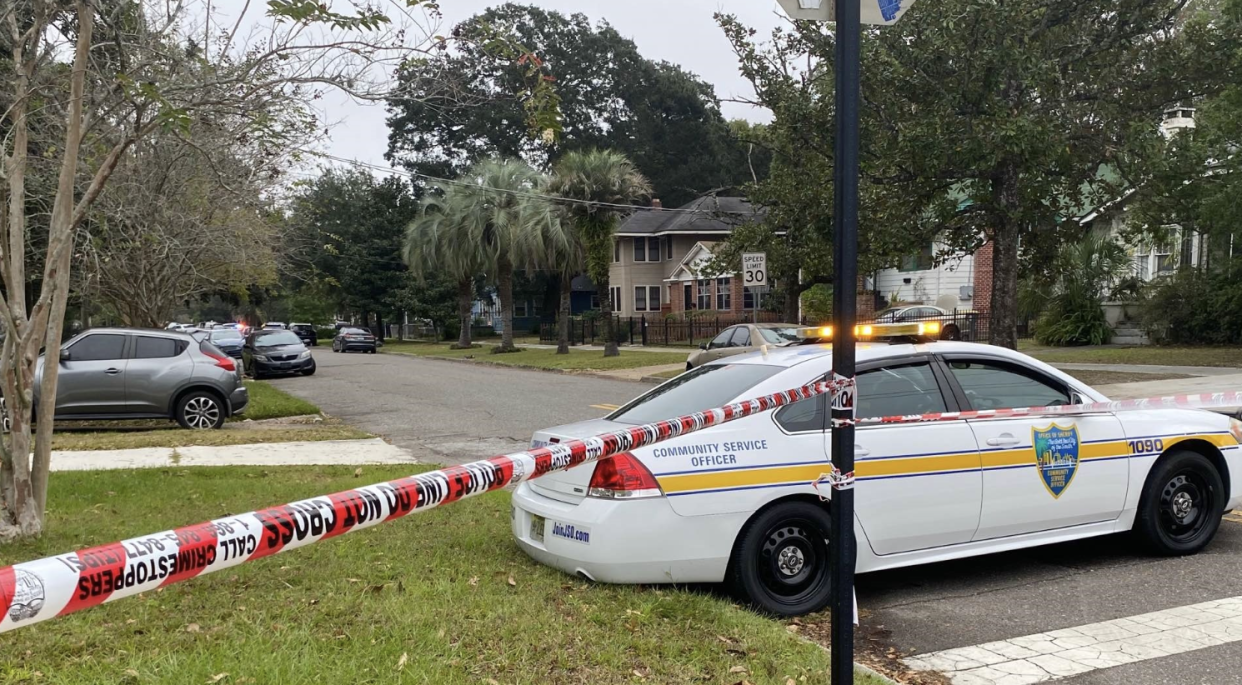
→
(1032, 234, 1133, 347)
(1143, 264, 1242, 345)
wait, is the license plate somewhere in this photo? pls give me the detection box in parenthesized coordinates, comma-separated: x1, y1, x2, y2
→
(529, 514, 545, 542)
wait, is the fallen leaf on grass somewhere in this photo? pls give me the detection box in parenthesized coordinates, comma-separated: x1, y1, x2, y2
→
(486, 680, 500, 685)
(184, 623, 201, 633)
(785, 679, 796, 685)
(207, 674, 229, 684)
(468, 576, 479, 587)
(631, 670, 646, 679)
(354, 468, 363, 477)
(507, 575, 517, 587)
(396, 652, 408, 671)
(729, 666, 748, 674)
(124, 669, 140, 678)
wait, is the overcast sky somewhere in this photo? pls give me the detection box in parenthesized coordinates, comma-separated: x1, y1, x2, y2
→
(218, 1, 790, 173)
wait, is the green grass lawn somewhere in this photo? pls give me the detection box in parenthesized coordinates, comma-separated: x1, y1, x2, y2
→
(51, 424, 370, 451)
(0, 467, 883, 685)
(650, 368, 684, 380)
(1020, 343, 1242, 368)
(236, 380, 321, 421)
(383, 341, 689, 371)
(1059, 370, 1191, 387)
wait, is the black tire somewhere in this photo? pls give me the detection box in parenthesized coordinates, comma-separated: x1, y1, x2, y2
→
(368, 348, 377, 354)
(728, 501, 833, 616)
(940, 325, 961, 341)
(1134, 450, 1225, 555)
(302, 360, 316, 376)
(175, 391, 226, 430)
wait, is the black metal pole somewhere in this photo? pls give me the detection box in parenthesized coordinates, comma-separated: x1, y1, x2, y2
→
(830, 0, 860, 682)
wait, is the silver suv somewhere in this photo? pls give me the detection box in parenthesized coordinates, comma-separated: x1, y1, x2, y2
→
(32, 328, 248, 429)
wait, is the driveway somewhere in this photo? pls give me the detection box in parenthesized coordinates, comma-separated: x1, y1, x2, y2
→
(267, 348, 645, 465)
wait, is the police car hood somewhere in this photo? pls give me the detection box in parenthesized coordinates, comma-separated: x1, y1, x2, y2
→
(528, 418, 625, 504)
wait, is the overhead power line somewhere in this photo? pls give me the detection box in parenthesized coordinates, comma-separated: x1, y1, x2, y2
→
(303, 151, 746, 216)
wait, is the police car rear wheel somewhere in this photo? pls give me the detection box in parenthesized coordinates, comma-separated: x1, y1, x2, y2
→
(1135, 450, 1224, 555)
(729, 501, 832, 616)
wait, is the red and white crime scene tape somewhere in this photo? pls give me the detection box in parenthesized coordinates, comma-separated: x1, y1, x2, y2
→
(1, 381, 1238, 634)
(0, 377, 852, 634)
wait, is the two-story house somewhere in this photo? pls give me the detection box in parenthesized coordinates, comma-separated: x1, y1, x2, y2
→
(609, 196, 767, 318)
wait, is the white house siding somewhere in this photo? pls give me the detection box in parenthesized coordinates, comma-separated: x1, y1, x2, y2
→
(875, 248, 976, 311)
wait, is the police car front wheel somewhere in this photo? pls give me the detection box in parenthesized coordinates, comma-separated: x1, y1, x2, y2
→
(1135, 450, 1224, 556)
(729, 501, 833, 617)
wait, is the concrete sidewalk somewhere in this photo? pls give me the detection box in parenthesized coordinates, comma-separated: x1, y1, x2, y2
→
(1096, 372, 1242, 411)
(51, 438, 419, 472)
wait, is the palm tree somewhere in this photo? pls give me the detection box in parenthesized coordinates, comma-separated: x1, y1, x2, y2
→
(455, 158, 552, 353)
(405, 184, 485, 350)
(545, 150, 652, 357)
(519, 195, 582, 354)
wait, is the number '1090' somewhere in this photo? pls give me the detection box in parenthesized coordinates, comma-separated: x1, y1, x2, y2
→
(1127, 439, 1165, 454)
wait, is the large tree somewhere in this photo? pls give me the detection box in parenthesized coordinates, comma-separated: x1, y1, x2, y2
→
(289, 169, 418, 336)
(546, 150, 651, 357)
(386, 3, 756, 207)
(721, 0, 1230, 348)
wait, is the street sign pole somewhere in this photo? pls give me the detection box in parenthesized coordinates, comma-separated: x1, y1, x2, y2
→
(829, 0, 860, 683)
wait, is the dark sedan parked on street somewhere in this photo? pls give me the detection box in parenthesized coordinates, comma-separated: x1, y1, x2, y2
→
(244, 329, 316, 378)
(290, 323, 318, 346)
(332, 327, 377, 353)
(207, 327, 245, 359)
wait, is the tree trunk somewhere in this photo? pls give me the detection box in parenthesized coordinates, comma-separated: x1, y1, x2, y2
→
(783, 269, 802, 324)
(455, 278, 473, 349)
(989, 165, 1021, 350)
(557, 273, 572, 354)
(495, 254, 517, 353)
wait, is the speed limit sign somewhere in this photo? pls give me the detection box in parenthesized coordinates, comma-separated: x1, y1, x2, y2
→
(742, 253, 767, 287)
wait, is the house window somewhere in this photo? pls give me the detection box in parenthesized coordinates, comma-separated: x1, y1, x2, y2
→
(609, 286, 622, 312)
(633, 238, 646, 262)
(744, 286, 764, 310)
(664, 236, 673, 260)
(633, 236, 660, 262)
(613, 239, 621, 263)
(900, 244, 934, 272)
(697, 279, 712, 310)
(515, 300, 528, 317)
(716, 277, 732, 310)
(633, 285, 661, 312)
(1134, 240, 1175, 280)
(648, 236, 660, 262)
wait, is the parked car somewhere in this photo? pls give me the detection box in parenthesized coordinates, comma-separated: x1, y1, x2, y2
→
(685, 323, 802, 370)
(290, 323, 318, 346)
(207, 327, 245, 359)
(332, 327, 377, 353)
(263, 322, 287, 330)
(24, 328, 247, 429)
(872, 305, 975, 340)
(244, 329, 315, 378)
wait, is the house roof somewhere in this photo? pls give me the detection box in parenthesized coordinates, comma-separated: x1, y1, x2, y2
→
(615, 196, 763, 237)
(666, 241, 723, 282)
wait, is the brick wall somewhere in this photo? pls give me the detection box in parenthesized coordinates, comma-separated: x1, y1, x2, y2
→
(669, 282, 684, 313)
(731, 274, 745, 315)
(972, 240, 994, 314)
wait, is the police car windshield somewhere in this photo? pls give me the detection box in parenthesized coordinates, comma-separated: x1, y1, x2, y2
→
(609, 363, 785, 425)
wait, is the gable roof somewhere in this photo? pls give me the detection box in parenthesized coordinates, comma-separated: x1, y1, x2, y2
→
(666, 241, 723, 282)
(615, 196, 763, 237)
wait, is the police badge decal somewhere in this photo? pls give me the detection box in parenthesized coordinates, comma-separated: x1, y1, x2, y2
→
(6, 569, 46, 622)
(1032, 423, 1080, 498)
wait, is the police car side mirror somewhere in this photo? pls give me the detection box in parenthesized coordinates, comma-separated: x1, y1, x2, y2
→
(699, 343, 707, 350)
(59, 349, 71, 363)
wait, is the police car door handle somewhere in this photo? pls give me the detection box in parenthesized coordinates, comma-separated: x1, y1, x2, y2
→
(853, 445, 870, 457)
(986, 434, 1020, 447)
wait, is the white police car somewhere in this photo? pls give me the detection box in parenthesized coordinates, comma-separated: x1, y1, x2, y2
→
(511, 331, 1242, 616)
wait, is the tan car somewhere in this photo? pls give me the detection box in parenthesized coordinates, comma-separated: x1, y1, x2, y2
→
(685, 323, 802, 370)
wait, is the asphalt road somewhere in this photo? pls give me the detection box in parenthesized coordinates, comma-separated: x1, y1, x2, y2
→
(266, 348, 644, 465)
(272, 348, 1242, 684)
